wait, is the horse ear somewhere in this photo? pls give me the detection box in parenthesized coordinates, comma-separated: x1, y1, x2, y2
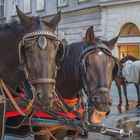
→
(16, 5, 32, 26)
(85, 26, 95, 44)
(108, 34, 120, 50)
(47, 11, 61, 31)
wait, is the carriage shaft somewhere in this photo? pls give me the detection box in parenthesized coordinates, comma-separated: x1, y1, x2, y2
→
(27, 118, 133, 138)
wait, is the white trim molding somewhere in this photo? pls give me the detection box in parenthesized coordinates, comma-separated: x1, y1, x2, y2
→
(118, 37, 140, 44)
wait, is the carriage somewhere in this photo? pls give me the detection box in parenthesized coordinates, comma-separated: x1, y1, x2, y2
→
(0, 6, 133, 140)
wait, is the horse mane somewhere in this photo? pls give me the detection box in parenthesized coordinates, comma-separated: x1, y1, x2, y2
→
(120, 55, 138, 63)
(0, 20, 20, 30)
(63, 41, 87, 81)
(56, 41, 87, 95)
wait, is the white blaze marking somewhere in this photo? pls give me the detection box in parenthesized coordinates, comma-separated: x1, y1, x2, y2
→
(98, 51, 103, 56)
(108, 63, 111, 67)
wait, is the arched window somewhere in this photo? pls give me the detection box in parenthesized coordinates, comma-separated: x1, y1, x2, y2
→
(120, 23, 140, 37)
(118, 23, 140, 59)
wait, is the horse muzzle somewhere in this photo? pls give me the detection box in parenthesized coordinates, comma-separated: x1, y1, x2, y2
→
(88, 90, 113, 124)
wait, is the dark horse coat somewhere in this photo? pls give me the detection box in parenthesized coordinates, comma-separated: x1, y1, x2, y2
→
(56, 26, 119, 124)
(0, 6, 62, 140)
(0, 21, 25, 88)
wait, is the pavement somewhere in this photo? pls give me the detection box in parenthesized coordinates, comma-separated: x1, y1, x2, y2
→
(4, 82, 140, 140)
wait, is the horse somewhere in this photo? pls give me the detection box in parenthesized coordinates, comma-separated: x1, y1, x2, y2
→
(115, 55, 140, 109)
(0, 6, 61, 140)
(53, 26, 120, 139)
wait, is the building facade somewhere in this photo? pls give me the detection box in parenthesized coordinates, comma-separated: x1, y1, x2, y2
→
(1, 0, 140, 59)
(100, 0, 140, 58)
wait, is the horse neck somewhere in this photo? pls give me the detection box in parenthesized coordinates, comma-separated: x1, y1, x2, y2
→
(56, 42, 85, 99)
(0, 23, 25, 89)
(121, 55, 138, 64)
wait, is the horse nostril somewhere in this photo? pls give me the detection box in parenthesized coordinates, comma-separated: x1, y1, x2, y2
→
(92, 95, 101, 104)
(106, 110, 110, 116)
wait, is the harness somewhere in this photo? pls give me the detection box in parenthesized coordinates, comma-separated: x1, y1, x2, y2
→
(0, 28, 87, 139)
(0, 28, 65, 139)
(79, 42, 119, 113)
(0, 34, 120, 139)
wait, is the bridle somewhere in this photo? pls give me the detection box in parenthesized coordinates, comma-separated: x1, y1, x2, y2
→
(18, 30, 61, 86)
(79, 42, 119, 111)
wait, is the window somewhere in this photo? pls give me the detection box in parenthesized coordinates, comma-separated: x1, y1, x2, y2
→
(0, 0, 4, 18)
(22, 0, 31, 13)
(12, 0, 31, 16)
(12, 0, 18, 16)
(58, 0, 67, 7)
(36, 0, 45, 11)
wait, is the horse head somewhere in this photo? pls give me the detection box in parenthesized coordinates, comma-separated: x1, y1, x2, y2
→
(16, 6, 61, 108)
(82, 26, 119, 124)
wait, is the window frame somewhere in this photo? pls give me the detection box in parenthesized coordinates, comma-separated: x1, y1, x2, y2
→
(22, 0, 31, 14)
(36, 0, 45, 11)
(57, 0, 68, 8)
(12, 0, 31, 16)
(0, 0, 5, 19)
(11, 0, 18, 16)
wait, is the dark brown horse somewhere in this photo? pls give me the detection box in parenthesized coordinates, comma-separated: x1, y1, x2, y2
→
(115, 55, 140, 109)
(51, 26, 119, 139)
(0, 6, 61, 107)
(0, 6, 61, 140)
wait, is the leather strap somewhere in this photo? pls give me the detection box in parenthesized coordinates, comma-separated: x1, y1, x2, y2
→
(31, 78, 56, 84)
(0, 79, 26, 116)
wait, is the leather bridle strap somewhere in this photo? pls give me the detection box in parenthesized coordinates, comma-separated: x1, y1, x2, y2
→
(0, 79, 26, 116)
(31, 78, 56, 84)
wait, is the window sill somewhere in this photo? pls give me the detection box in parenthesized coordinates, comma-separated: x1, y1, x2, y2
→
(0, 17, 6, 20)
(36, 9, 45, 12)
(78, 0, 90, 4)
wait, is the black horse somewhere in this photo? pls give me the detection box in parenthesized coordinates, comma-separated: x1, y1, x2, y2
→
(52, 26, 120, 139)
(115, 55, 140, 109)
(0, 6, 61, 140)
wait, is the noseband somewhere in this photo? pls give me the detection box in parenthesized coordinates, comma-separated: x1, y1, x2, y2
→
(18, 30, 60, 85)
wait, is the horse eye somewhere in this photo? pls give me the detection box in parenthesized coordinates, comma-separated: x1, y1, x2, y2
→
(24, 46, 32, 52)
